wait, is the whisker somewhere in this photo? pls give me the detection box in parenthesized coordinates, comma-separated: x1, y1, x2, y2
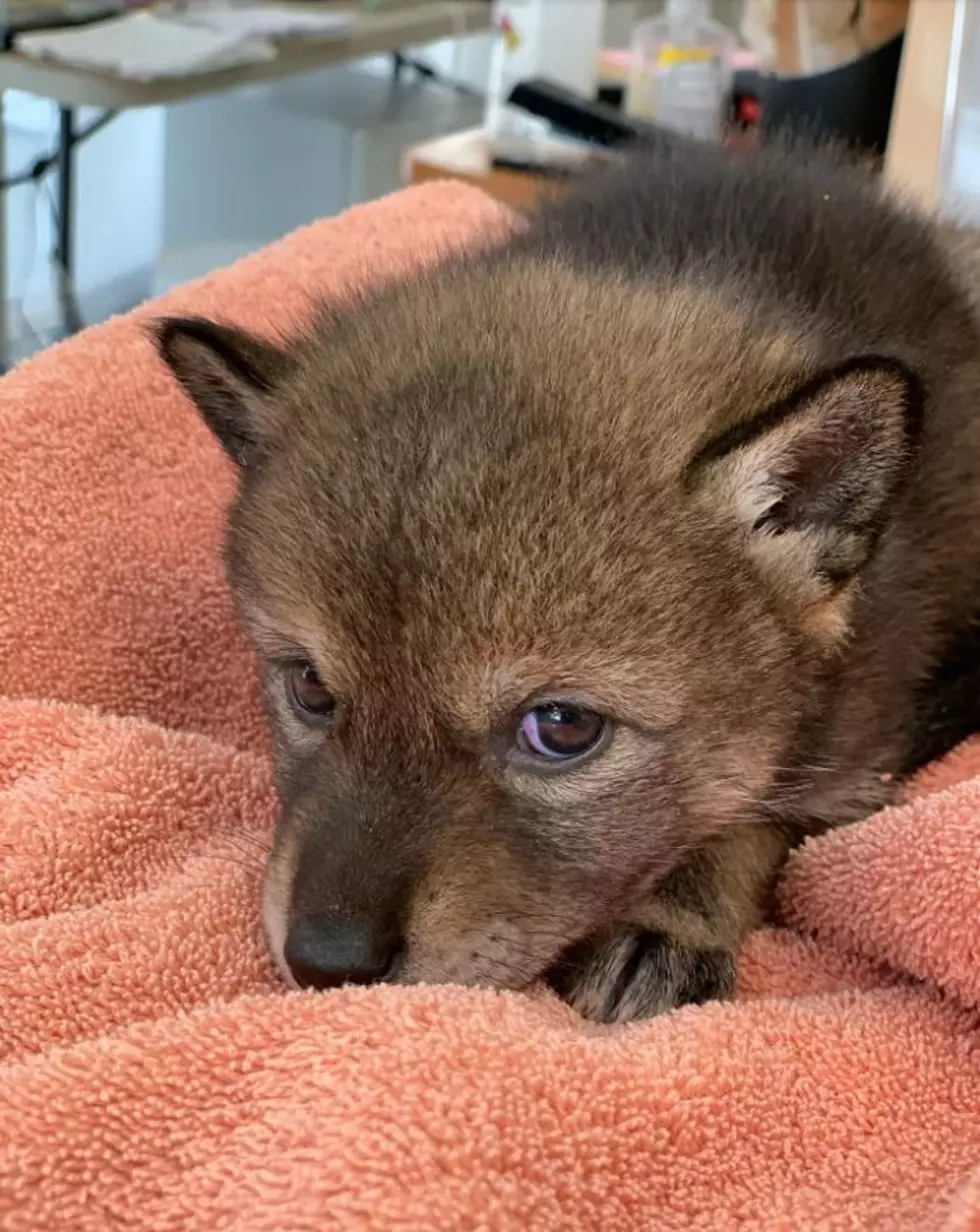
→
(209, 827, 273, 852)
(195, 852, 266, 877)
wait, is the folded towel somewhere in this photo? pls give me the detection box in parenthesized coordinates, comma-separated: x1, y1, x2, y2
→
(1, 181, 978, 1231)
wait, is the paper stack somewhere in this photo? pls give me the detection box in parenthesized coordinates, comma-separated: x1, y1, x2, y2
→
(15, 5, 355, 80)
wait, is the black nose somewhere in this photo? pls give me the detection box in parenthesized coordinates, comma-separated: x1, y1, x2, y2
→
(283, 916, 402, 991)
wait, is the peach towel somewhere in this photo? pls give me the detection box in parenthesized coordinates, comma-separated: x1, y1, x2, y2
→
(1, 183, 979, 1232)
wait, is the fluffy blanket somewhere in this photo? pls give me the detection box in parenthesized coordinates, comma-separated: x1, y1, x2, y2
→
(1, 181, 978, 1232)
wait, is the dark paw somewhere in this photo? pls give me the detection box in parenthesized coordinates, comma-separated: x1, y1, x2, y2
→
(547, 928, 736, 1024)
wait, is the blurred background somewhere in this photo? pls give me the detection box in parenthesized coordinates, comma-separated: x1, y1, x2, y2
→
(0, 0, 973, 365)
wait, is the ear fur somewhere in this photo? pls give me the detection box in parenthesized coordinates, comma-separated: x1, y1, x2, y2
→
(152, 316, 292, 467)
(688, 357, 922, 644)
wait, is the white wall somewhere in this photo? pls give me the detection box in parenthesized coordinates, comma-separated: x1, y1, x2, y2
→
(4, 91, 164, 349)
(943, 0, 980, 222)
(4, 1, 751, 354)
(155, 64, 482, 294)
(421, 2, 610, 104)
(3, 57, 481, 351)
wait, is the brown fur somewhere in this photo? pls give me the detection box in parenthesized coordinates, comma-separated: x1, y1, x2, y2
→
(154, 137, 980, 1022)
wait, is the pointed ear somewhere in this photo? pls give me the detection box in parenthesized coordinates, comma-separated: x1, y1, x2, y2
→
(688, 358, 922, 644)
(152, 316, 292, 468)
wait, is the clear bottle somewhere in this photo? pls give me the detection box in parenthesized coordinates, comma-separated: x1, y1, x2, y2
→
(627, 0, 737, 142)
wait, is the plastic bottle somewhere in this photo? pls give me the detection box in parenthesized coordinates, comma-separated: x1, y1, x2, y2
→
(627, 0, 737, 142)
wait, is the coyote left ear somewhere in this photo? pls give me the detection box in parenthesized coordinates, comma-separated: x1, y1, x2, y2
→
(153, 316, 293, 468)
(689, 358, 921, 643)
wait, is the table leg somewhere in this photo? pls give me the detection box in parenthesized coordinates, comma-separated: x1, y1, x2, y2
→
(55, 104, 83, 336)
(0, 89, 7, 374)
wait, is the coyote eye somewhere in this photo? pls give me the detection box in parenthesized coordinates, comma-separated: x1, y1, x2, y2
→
(517, 703, 606, 762)
(287, 661, 336, 721)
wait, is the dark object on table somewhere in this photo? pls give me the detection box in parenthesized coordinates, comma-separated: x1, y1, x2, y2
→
(596, 82, 625, 111)
(489, 153, 581, 179)
(509, 74, 762, 156)
(759, 33, 904, 156)
(507, 77, 671, 150)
